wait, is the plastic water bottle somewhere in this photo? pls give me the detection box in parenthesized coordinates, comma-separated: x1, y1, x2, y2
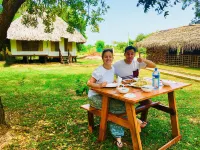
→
(152, 68, 160, 89)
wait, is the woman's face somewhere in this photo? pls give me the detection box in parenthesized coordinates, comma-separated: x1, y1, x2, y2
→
(124, 49, 135, 64)
(102, 51, 113, 65)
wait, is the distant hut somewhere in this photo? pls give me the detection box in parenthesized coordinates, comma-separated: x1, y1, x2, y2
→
(7, 16, 86, 63)
(137, 24, 200, 68)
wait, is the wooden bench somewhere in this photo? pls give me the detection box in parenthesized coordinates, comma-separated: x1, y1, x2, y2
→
(80, 101, 160, 134)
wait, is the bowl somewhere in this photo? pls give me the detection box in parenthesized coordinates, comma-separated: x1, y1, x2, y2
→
(117, 87, 129, 94)
(161, 80, 171, 86)
(141, 85, 154, 92)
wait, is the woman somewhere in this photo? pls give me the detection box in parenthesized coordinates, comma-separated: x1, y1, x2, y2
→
(87, 49, 146, 148)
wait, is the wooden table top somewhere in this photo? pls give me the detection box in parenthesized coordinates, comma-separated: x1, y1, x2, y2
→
(92, 82, 191, 104)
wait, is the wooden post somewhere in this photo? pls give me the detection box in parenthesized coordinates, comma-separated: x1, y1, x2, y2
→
(126, 103, 143, 150)
(98, 95, 109, 141)
(168, 92, 180, 137)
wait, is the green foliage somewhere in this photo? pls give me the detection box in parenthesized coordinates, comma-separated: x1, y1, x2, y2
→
(85, 44, 96, 53)
(113, 41, 127, 53)
(0, 61, 199, 149)
(128, 39, 134, 45)
(85, 44, 94, 51)
(137, 0, 200, 22)
(138, 47, 147, 55)
(95, 40, 105, 52)
(135, 33, 147, 42)
(75, 79, 89, 96)
(104, 44, 113, 49)
(0, 4, 2, 14)
(77, 44, 87, 52)
(16, 0, 110, 35)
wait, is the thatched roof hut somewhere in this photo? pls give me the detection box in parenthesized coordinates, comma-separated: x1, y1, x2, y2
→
(7, 16, 86, 63)
(137, 24, 200, 68)
(7, 16, 86, 43)
(137, 24, 200, 51)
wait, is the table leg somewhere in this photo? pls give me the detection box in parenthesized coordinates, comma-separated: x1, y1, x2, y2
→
(98, 95, 109, 141)
(168, 92, 180, 137)
(126, 103, 142, 150)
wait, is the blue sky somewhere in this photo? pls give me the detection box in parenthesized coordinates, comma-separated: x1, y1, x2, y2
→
(85, 0, 194, 45)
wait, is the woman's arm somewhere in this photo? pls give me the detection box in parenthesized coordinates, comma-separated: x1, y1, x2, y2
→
(87, 77, 107, 88)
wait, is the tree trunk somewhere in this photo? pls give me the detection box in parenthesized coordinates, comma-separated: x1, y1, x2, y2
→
(0, 97, 6, 125)
(0, 0, 26, 50)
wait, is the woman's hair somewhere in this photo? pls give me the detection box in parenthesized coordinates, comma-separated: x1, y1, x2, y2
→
(124, 46, 137, 53)
(102, 49, 113, 58)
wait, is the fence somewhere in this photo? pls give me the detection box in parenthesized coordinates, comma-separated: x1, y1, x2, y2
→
(166, 54, 200, 68)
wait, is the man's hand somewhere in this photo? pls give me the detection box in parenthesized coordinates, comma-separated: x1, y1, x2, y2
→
(137, 52, 143, 63)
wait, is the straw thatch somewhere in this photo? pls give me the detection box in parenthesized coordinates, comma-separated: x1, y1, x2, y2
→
(7, 16, 86, 43)
(137, 24, 200, 51)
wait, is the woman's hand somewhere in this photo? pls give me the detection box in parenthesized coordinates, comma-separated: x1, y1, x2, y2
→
(87, 77, 107, 88)
(99, 82, 107, 88)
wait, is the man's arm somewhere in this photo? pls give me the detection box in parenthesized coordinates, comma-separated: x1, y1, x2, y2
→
(142, 59, 156, 68)
(137, 57, 156, 68)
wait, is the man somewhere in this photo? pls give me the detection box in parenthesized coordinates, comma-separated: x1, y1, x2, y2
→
(113, 45, 156, 121)
(114, 45, 156, 79)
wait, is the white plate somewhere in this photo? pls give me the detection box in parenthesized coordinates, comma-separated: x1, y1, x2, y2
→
(141, 85, 154, 92)
(106, 83, 118, 87)
(129, 82, 143, 88)
(124, 93, 136, 98)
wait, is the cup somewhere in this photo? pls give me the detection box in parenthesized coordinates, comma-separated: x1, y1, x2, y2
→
(117, 76, 122, 87)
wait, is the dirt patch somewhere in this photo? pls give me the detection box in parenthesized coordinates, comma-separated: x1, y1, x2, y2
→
(79, 52, 102, 60)
(84, 56, 101, 60)
(0, 125, 12, 149)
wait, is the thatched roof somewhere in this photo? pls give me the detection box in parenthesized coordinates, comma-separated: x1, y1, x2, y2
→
(7, 16, 86, 43)
(137, 24, 200, 51)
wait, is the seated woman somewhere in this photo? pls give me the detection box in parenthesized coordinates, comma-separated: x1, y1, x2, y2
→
(87, 49, 147, 148)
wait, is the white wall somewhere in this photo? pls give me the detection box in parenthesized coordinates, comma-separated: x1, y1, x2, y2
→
(43, 41, 50, 52)
(70, 42, 76, 56)
(60, 38, 65, 53)
(10, 39, 77, 57)
(10, 40, 17, 52)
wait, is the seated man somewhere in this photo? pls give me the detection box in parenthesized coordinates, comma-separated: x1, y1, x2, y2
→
(113, 45, 156, 121)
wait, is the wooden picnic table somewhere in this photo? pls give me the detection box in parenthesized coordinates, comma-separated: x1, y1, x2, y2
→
(91, 81, 191, 150)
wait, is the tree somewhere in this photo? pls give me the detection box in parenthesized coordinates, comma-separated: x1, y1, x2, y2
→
(1, 0, 200, 51)
(0, 97, 6, 125)
(77, 44, 87, 52)
(134, 33, 150, 56)
(95, 40, 105, 52)
(113, 41, 127, 53)
(0, 0, 109, 50)
(137, 0, 200, 23)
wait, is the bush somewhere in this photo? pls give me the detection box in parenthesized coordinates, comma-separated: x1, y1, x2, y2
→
(95, 40, 105, 52)
(77, 44, 87, 52)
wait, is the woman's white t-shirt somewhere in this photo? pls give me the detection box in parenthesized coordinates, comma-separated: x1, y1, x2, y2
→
(88, 65, 115, 97)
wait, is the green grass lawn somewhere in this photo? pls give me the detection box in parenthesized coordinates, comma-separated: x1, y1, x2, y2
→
(0, 59, 199, 150)
(157, 64, 200, 77)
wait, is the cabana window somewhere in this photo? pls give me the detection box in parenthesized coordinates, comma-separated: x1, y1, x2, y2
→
(21, 41, 39, 51)
(51, 42, 59, 51)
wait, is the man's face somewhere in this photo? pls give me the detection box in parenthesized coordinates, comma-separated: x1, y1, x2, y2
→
(124, 49, 135, 64)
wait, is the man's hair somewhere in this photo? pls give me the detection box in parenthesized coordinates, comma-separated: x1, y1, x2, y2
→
(124, 46, 137, 53)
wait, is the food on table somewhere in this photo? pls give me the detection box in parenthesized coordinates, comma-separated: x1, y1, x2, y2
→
(135, 78, 148, 87)
(122, 79, 136, 84)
